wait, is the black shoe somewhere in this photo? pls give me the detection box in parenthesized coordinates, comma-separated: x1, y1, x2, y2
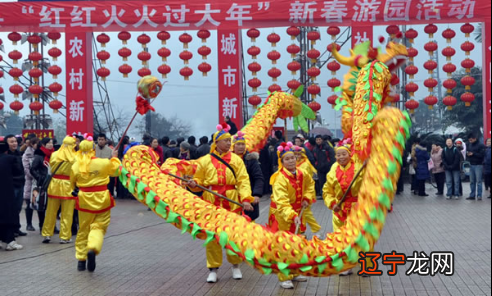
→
(16, 230, 27, 237)
(77, 261, 86, 271)
(87, 250, 96, 272)
(26, 225, 35, 231)
(466, 197, 476, 200)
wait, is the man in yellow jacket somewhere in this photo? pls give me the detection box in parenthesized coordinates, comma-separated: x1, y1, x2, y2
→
(71, 137, 121, 272)
(42, 136, 77, 244)
(268, 142, 316, 289)
(187, 123, 254, 283)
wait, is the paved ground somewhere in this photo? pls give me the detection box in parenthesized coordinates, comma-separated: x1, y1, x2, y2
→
(0, 183, 490, 296)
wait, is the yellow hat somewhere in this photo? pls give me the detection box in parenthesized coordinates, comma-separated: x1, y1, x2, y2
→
(335, 138, 353, 153)
(233, 131, 246, 146)
(270, 142, 296, 185)
(76, 137, 95, 175)
(52, 136, 76, 163)
(210, 122, 232, 153)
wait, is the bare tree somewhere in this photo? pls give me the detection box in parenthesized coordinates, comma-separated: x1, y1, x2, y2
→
(135, 114, 191, 141)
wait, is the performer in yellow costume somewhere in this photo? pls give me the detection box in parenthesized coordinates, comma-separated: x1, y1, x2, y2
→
(268, 142, 316, 289)
(187, 122, 254, 283)
(294, 146, 321, 237)
(42, 136, 77, 244)
(70, 137, 120, 272)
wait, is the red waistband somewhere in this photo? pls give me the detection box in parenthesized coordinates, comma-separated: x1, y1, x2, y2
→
(79, 185, 108, 193)
(210, 185, 236, 191)
(53, 174, 70, 180)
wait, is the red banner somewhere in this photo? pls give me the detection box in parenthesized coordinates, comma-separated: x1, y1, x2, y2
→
(217, 29, 243, 130)
(352, 25, 373, 48)
(0, 0, 489, 32)
(22, 129, 54, 140)
(65, 32, 93, 135)
(483, 21, 491, 139)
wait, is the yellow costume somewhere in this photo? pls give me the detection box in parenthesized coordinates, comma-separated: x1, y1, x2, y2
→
(42, 136, 77, 241)
(71, 140, 120, 264)
(295, 149, 321, 234)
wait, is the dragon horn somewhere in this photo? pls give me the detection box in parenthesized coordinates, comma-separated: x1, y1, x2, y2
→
(332, 46, 356, 67)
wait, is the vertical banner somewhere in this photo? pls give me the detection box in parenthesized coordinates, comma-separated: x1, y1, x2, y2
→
(217, 29, 243, 130)
(65, 32, 93, 135)
(351, 25, 373, 48)
(483, 21, 491, 139)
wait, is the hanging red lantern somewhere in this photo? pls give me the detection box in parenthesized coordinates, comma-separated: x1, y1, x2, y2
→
(137, 67, 152, 77)
(424, 78, 438, 92)
(307, 49, 320, 64)
(443, 63, 457, 77)
(248, 95, 262, 108)
(308, 101, 321, 112)
(49, 100, 63, 113)
(424, 95, 438, 110)
(118, 31, 131, 45)
(327, 78, 341, 91)
(460, 23, 475, 38)
(287, 44, 300, 59)
(327, 95, 338, 108)
(0, 55, 2, 63)
(28, 84, 43, 99)
(287, 79, 301, 91)
(267, 33, 280, 47)
(157, 47, 171, 62)
(461, 76, 475, 90)
(327, 44, 341, 55)
(8, 32, 21, 45)
(268, 84, 282, 93)
(390, 74, 400, 86)
(48, 65, 62, 79)
(461, 41, 475, 55)
(461, 59, 475, 73)
(28, 68, 43, 83)
(137, 51, 151, 66)
(442, 47, 456, 61)
(405, 99, 419, 114)
(48, 82, 63, 97)
(307, 31, 320, 45)
(424, 60, 438, 74)
(386, 25, 400, 38)
(248, 78, 262, 92)
(405, 29, 418, 43)
(27, 34, 42, 49)
(157, 31, 170, 45)
(96, 33, 110, 47)
(247, 46, 261, 59)
(157, 64, 172, 79)
(424, 24, 438, 38)
(0, 71, 3, 80)
(0, 101, 4, 110)
(424, 42, 438, 56)
(10, 100, 23, 115)
(179, 50, 193, 65)
(443, 96, 457, 110)
(327, 61, 341, 75)
(97, 50, 111, 64)
(307, 67, 320, 81)
(198, 46, 211, 60)
(248, 62, 262, 76)
(47, 32, 61, 45)
(267, 50, 281, 65)
(28, 52, 43, 67)
(407, 47, 418, 62)
(443, 79, 457, 94)
(327, 26, 341, 40)
(197, 30, 211, 43)
(247, 29, 260, 42)
(137, 34, 151, 49)
(287, 61, 301, 75)
(96, 67, 110, 81)
(405, 82, 419, 97)
(8, 50, 22, 64)
(179, 33, 192, 49)
(9, 84, 24, 99)
(198, 62, 212, 77)
(8, 68, 22, 81)
(389, 94, 400, 106)
(287, 26, 300, 40)
(119, 64, 133, 78)
(180, 67, 193, 81)
(118, 47, 132, 61)
(0, 87, 3, 95)
(442, 29, 456, 43)
(460, 92, 475, 106)
(405, 65, 419, 79)
(29, 101, 43, 115)
(48, 47, 62, 61)
(268, 68, 281, 82)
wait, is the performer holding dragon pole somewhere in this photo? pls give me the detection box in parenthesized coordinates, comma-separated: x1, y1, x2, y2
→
(268, 142, 316, 289)
(187, 123, 254, 283)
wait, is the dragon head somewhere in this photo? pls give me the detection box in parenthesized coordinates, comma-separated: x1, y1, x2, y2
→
(377, 41, 408, 73)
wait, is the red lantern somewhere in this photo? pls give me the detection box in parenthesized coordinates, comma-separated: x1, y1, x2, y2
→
(29, 84, 43, 99)
(96, 33, 110, 47)
(47, 32, 61, 45)
(137, 51, 151, 66)
(119, 64, 133, 78)
(308, 101, 321, 112)
(97, 50, 110, 64)
(8, 68, 22, 81)
(327, 26, 341, 40)
(424, 42, 438, 56)
(267, 50, 281, 65)
(424, 60, 437, 74)
(197, 30, 211, 43)
(461, 58, 475, 73)
(327, 78, 341, 91)
(307, 67, 320, 81)
(157, 47, 171, 62)
(327, 61, 341, 75)
(461, 76, 475, 90)
(248, 78, 262, 92)
(96, 67, 110, 81)
(137, 67, 152, 77)
(9, 100, 23, 115)
(443, 96, 457, 110)
(405, 29, 418, 43)
(287, 61, 301, 75)
(268, 84, 282, 93)
(390, 94, 400, 105)
(328, 95, 338, 108)
(287, 26, 300, 40)
(118, 47, 132, 61)
(179, 50, 193, 65)
(157, 64, 171, 78)
(460, 23, 475, 38)
(118, 31, 131, 45)
(405, 82, 419, 97)
(29, 101, 43, 115)
(267, 33, 281, 47)
(287, 44, 300, 58)
(0, 102, 3, 111)
(307, 31, 320, 45)
(442, 47, 456, 61)
(460, 92, 475, 106)
(9, 84, 24, 99)
(287, 79, 301, 91)
(49, 99, 63, 113)
(248, 95, 262, 108)
(48, 47, 62, 61)
(424, 24, 438, 38)
(137, 34, 151, 48)
(248, 62, 262, 76)
(198, 62, 212, 77)
(424, 78, 438, 92)
(28, 52, 43, 67)
(443, 63, 457, 77)
(327, 44, 341, 54)
(247, 29, 260, 42)
(179, 33, 192, 49)
(8, 50, 22, 64)
(442, 29, 456, 43)
(0, 71, 3, 80)
(0, 87, 3, 95)
(157, 31, 170, 45)
(424, 95, 438, 109)
(407, 47, 418, 62)
(247, 46, 261, 59)
(307, 49, 320, 64)
(386, 25, 400, 38)
(390, 74, 400, 86)
(180, 67, 193, 81)
(198, 46, 211, 60)
(0, 55, 2, 63)
(461, 41, 475, 55)
(28, 68, 43, 83)
(49, 82, 63, 97)
(27, 34, 42, 49)
(268, 68, 281, 82)
(405, 99, 419, 114)
(8, 32, 21, 45)
(405, 65, 419, 79)
(443, 79, 457, 94)
(48, 65, 62, 79)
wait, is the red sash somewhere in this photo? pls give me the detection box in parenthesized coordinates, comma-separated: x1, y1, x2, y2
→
(76, 185, 115, 214)
(209, 153, 238, 212)
(334, 163, 357, 222)
(53, 174, 70, 180)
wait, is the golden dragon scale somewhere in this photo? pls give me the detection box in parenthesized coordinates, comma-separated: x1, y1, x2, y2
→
(120, 60, 412, 277)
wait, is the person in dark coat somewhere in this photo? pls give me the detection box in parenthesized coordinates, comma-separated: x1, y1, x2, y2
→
(484, 138, 491, 199)
(225, 116, 238, 135)
(196, 136, 211, 158)
(259, 140, 272, 195)
(466, 133, 486, 200)
(313, 135, 335, 196)
(442, 138, 462, 199)
(415, 141, 431, 196)
(160, 136, 174, 163)
(0, 142, 24, 250)
(187, 136, 198, 159)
